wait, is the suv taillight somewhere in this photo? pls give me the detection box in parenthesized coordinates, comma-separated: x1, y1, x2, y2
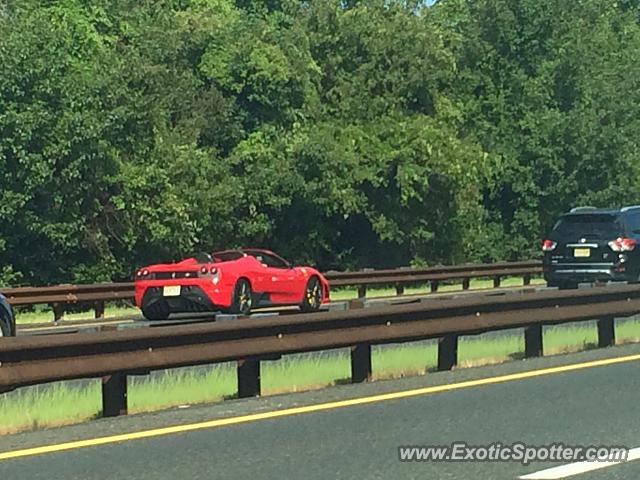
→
(542, 239, 557, 252)
(609, 237, 637, 252)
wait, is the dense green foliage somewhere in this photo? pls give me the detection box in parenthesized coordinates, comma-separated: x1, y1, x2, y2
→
(1, 0, 639, 285)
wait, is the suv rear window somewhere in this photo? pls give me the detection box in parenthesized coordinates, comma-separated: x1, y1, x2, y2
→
(552, 214, 623, 238)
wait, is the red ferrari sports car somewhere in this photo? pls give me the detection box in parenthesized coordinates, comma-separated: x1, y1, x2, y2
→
(134, 248, 330, 320)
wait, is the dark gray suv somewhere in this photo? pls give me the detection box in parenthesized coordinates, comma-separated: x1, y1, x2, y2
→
(0, 293, 15, 337)
(542, 206, 640, 289)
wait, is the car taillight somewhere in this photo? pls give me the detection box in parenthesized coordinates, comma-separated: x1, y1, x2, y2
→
(210, 267, 218, 274)
(200, 266, 208, 274)
(136, 269, 150, 278)
(609, 237, 637, 252)
(212, 268, 220, 284)
(542, 239, 557, 252)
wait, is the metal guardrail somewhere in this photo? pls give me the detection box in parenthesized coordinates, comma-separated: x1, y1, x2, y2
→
(0, 283, 636, 417)
(0, 261, 543, 320)
(1, 283, 135, 320)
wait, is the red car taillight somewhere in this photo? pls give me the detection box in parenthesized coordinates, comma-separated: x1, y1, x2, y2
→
(136, 269, 150, 278)
(608, 237, 637, 252)
(542, 239, 557, 252)
(211, 267, 221, 284)
(199, 266, 219, 275)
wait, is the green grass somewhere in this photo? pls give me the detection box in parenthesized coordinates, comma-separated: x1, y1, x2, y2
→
(0, 383, 102, 433)
(129, 366, 238, 412)
(15, 305, 139, 325)
(4, 316, 640, 434)
(262, 352, 352, 393)
(614, 318, 640, 342)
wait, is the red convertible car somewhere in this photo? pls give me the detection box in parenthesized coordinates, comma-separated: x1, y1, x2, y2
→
(134, 248, 330, 320)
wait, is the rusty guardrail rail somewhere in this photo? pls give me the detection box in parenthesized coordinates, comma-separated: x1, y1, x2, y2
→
(0, 261, 543, 321)
(1, 283, 135, 320)
(0, 282, 636, 417)
(326, 260, 541, 296)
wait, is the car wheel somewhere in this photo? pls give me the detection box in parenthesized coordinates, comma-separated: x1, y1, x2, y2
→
(558, 282, 578, 290)
(0, 318, 8, 337)
(629, 270, 640, 284)
(142, 301, 170, 321)
(230, 279, 252, 315)
(0, 309, 11, 337)
(300, 276, 322, 312)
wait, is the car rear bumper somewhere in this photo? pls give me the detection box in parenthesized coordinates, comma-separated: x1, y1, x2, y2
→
(136, 278, 235, 312)
(544, 263, 631, 283)
(141, 285, 221, 313)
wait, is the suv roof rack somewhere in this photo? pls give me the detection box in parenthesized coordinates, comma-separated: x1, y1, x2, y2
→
(569, 206, 597, 213)
(620, 205, 640, 212)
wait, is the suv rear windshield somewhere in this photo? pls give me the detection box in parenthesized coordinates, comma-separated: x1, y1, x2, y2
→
(552, 214, 623, 238)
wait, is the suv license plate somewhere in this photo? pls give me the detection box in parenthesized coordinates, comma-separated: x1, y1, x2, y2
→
(574, 248, 591, 258)
(163, 285, 181, 297)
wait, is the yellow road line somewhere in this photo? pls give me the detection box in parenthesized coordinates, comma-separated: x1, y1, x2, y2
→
(2, 352, 640, 461)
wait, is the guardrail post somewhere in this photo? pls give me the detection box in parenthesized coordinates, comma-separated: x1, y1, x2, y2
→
(597, 316, 615, 348)
(462, 278, 470, 290)
(431, 281, 439, 293)
(94, 301, 105, 319)
(102, 373, 128, 417)
(51, 303, 64, 322)
(357, 285, 367, 299)
(395, 284, 405, 295)
(351, 344, 372, 383)
(493, 276, 501, 288)
(523, 274, 531, 286)
(524, 325, 543, 358)
(437, 335, 458, 371)
(237, 358, 261, 398)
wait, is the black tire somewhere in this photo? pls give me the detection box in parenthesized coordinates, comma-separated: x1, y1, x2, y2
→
(628, 270, 640, 284)
(0, 307, 12, 337)
(300, 276, 322, 312)
(0, 318, 9, 337)
(229, 278, 252, 315)
(558, 281, 579, 290)
(142, 301, 170, 321)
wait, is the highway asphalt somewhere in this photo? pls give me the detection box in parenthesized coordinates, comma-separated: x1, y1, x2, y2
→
(1, 343, 639, 480)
